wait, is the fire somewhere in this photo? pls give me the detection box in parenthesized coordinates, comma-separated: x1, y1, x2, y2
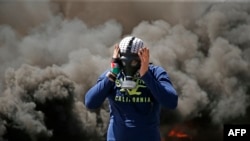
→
(161, 125, 193, 141)
(168, 129, 189, 138)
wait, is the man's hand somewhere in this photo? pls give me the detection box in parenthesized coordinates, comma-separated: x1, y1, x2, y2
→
(138, 47, 149, 77)
(110, 44, 121, 76)
(113, 44, 120, 58)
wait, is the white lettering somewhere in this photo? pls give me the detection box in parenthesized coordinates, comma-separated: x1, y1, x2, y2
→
(241, 129, 246, 136)
(235, 129, 241, 136)
(228, 129, 235, 136)
(228, 129, 247, 136)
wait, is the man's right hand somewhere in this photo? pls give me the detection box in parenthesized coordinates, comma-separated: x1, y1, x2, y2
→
(113, 44, 120, 58)
(109, 44, 121, 78)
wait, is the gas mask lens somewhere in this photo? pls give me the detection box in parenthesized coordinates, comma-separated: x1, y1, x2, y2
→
(131, 60, 139, 67)
(122, 60, 139, 67)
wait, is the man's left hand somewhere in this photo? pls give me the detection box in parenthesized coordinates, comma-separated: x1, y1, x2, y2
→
(138, 47, 149, 77)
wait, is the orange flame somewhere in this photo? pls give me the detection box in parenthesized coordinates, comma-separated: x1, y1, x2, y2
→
(161, 124, 193, 141)
(168, 129, 189, 138)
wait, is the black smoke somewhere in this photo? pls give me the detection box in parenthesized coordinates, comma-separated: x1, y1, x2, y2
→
(0, 0, 250, 141)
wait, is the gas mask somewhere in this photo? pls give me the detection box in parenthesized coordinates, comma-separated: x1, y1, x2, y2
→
(120, 53, 141, 89)
(118, 36, 144, 89)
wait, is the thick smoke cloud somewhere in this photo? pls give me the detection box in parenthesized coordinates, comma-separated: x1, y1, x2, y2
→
(0, 0, 250, 141)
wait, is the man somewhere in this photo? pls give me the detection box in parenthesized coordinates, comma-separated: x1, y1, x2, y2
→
(85, 36, 178, 141)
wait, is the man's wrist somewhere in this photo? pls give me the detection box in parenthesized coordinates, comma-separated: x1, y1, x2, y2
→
(111, 58, 121, 75)
(139, 67, 148, 77)
(106, 71, 117, 82)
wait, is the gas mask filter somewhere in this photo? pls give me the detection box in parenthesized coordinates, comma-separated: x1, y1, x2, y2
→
(119, 36, 144, 89)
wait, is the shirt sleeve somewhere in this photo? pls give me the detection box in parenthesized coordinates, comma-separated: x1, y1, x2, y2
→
(84, 70, 115, 109)
(140, 66, 178, 109)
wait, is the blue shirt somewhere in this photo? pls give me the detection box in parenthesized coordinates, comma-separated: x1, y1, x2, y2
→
(85, 65, 178, 141)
